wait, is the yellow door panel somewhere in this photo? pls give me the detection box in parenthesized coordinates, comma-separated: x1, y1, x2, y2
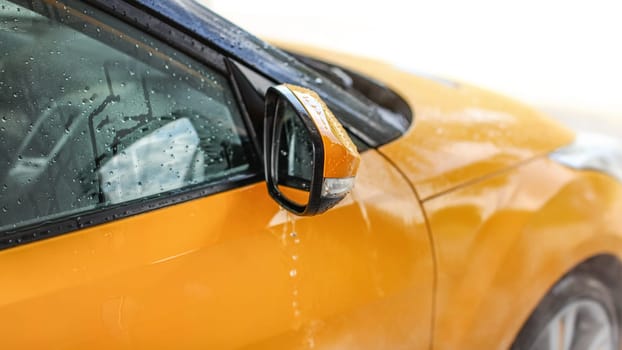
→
(423, 156, 622, 349)
(0, 150, 433, 349)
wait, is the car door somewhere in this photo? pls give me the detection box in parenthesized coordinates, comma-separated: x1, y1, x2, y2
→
(0, 1, 433, 349)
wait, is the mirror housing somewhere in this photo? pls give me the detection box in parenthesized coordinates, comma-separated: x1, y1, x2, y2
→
(264, 84, 360, 216)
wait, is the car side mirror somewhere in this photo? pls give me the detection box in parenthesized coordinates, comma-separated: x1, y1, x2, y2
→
(264, 84, 360, 216)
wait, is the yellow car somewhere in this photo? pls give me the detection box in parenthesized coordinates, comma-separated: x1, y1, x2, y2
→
(1, 0, 621, 349)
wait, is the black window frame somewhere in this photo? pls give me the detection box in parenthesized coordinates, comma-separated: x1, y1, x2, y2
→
(97, 0, 412, 149)
(0, 0, 264, 250)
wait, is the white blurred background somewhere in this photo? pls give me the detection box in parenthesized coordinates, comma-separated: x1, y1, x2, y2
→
(206, 0, 621, 136)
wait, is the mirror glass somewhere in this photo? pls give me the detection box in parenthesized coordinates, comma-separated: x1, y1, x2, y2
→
(272, 99, 314, 206)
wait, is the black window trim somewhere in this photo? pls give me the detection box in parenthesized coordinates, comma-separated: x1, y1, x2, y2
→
(120, 0, 412, 149)
(0, 0, 264, 250)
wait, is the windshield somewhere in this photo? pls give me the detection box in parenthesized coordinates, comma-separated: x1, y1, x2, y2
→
(131, 0, 411, 148)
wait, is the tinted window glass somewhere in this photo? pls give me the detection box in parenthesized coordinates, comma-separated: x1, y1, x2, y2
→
(0, 0, 253, 232)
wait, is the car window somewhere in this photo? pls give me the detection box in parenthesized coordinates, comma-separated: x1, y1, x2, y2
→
(0, 0, 254, 233)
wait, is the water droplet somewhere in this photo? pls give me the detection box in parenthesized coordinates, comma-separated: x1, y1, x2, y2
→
(289, 269, 297, 277)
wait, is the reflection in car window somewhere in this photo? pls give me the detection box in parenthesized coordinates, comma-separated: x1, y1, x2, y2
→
(0, 0, 252, 232)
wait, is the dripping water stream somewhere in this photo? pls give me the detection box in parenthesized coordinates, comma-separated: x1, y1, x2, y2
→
(278, 207, 321, 348)
(280, 207, 302, 329)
